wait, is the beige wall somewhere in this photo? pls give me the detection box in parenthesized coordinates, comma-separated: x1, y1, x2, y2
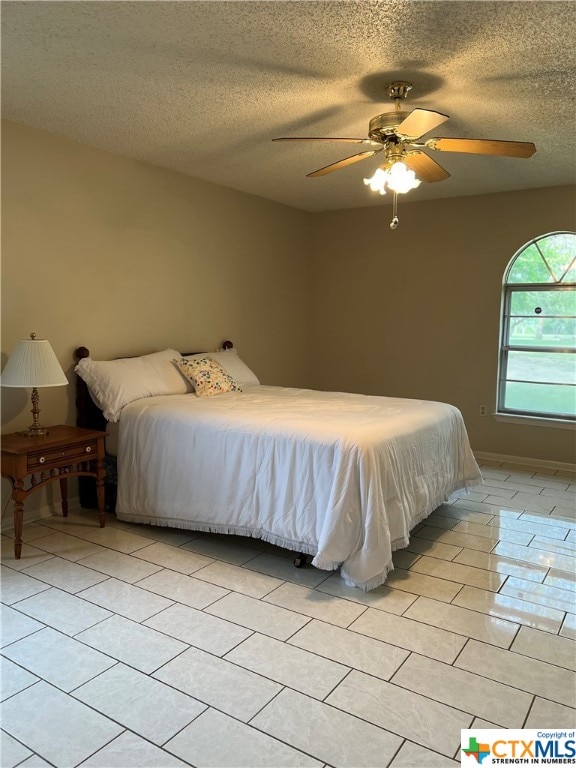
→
(2, 120, 574, 523)
(310, 185, 576, 464)
(2, 120, 313, 425)
(1, 120, 313, 512)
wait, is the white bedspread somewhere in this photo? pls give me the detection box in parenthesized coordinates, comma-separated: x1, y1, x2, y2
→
(116, 386, 481, 590)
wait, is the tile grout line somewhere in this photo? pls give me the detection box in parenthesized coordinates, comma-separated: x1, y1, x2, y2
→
(2, 473, 575, 767)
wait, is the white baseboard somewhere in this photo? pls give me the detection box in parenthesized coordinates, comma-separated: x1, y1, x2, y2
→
(474, 451, 576, 474)
(1, 496, 81, 531)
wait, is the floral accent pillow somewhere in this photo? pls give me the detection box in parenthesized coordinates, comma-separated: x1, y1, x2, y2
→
(175, 357, 242, 397)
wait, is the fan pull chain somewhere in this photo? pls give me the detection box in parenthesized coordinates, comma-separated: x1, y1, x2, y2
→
(390, 191, 399, 229)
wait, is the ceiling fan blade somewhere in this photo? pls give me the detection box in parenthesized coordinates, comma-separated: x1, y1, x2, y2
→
(396, 108, 449, 139)
(426, 137, 536, 158)
(307, 149, 381, 177)
(404, 151, 450, 183)
(273, 137, 379, 145)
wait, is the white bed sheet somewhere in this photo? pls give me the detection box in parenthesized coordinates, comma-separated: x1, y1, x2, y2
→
(116, 385, 481, 590)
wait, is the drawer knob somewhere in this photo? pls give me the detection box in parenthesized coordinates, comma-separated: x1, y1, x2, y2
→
(39, 457, 46, 464)
(85, 446, 92, 453)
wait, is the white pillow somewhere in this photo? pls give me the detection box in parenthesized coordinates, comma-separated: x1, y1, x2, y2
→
(185, 349, 260, 387)
(75, 348, 192, 422)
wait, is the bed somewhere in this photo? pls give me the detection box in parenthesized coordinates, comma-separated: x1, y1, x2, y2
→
(75, 342, 481, 590)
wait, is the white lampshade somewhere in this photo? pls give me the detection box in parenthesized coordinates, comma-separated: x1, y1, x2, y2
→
(2, 336, 68, 388)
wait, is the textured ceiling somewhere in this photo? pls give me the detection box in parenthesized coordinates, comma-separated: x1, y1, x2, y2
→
(2, 1, 575, 212)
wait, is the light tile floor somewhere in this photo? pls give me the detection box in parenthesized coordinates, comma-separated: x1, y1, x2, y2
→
(1, 461, 575, 767)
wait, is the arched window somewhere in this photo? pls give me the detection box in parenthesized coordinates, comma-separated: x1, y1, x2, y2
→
(498, 232, 576, 422)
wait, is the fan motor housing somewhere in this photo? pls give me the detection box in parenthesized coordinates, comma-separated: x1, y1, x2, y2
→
(369, 110, 412, 140)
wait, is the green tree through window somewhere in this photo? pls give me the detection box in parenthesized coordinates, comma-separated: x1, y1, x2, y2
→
(498, 232, 576, 420)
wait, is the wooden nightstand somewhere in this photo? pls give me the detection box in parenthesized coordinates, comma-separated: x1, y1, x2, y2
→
(1, 425, 107, 559)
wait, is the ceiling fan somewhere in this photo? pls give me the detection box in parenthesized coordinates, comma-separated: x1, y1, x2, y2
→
(273, 81, 536, 227)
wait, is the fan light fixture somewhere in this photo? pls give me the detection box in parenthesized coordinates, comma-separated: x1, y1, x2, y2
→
(273, 78, 536, 232)
(363, 161, 421, 195)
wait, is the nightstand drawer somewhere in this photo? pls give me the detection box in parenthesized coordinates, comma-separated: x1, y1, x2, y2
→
(27, 441, 99, 472)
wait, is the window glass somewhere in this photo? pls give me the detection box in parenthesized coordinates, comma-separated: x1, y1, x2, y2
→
(507, 317, 576, 349)
(563, 263, 576, 283)
(507, 244, 553, 284)
(503, 382, 575, 418)
(508, 289, 576, 317)
(507, 351, 575, 385)
(537, 233, 576, 281)
(498, 232, 576, 421)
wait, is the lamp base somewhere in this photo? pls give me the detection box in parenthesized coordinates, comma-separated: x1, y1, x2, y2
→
(20, 388, 50, 436)
(19, 426, 49, 437)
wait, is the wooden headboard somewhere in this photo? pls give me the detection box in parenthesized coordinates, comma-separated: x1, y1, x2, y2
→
(73, 346, 105, 433)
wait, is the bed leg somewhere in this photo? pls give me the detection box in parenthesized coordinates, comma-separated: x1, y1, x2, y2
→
(293, 552, 308, 568)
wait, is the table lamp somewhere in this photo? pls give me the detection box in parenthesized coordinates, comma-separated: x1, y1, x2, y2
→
(1, 333, 68, 436)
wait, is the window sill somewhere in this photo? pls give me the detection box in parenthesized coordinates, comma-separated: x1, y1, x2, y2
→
(493, 413, 575, 430)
